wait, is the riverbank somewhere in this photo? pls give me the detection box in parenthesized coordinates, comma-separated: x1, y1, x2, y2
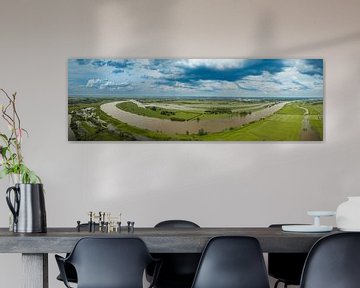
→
(100, 100, 288, 134)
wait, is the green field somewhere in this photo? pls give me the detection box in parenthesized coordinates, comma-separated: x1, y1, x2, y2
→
(276, 104, 306, 115)
(198, 102, 323, 141)
(68, 97, 323, 141)
(308, 115, 323, 139)
(200, 113, 303, 141)
(116, 102, 201, 121)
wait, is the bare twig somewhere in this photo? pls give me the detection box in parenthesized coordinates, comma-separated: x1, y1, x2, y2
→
(0, 89, 23, 167)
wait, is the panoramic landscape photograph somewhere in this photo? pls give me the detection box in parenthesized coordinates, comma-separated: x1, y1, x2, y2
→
(68, 58, 323, 141)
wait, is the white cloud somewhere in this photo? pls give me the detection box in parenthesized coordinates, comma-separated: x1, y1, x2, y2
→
(236, 68, 323, 96)
(197, 80, 238, 91)
(86, 78, 104, 88)
(283, 59, 322, 75)
(274, 67, 323, 91)
(86, 78, 132, 90)
(175, 59, 247, 70)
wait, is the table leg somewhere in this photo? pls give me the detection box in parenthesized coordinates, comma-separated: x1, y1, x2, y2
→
(22, 253, 48, 288)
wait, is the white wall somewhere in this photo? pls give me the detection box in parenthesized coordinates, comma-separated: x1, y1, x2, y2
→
(1, 0, 360, 287)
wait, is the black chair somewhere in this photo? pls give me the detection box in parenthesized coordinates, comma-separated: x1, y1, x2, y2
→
(55, 237, 160, 288)
(268, 224, 308, 288)
(56, 262, 77, 284)
(147, 220, 201, 288)
(191, 236, 270, 288)
(56, 223, 99, 284)
(300, 232, 360, 288)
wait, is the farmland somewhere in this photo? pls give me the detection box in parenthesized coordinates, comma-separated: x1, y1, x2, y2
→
(68, 97, 323, 141)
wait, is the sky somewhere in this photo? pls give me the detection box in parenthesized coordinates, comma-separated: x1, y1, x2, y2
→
(68, 59, 323, 98)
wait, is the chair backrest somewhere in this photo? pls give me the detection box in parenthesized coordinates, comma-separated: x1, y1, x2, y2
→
(67, 237, 154, 288)
(268, 224, 308, 285)
(150, 220, 201, 286)
(300, 232, 360, 288)
(155, 220, 200, 228)
(191, 236, 270, 288)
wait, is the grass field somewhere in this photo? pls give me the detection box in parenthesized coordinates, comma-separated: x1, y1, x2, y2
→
(200, 110, 303, 141)
(309, 116, 323, 139)
(298, 101, 323, 139)
(197, 101, 323, 141)
(116, 102, 201, 121)
(276, 104, 306, 115)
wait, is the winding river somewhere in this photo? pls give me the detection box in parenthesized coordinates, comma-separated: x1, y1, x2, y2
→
(100, 101, 288, 135)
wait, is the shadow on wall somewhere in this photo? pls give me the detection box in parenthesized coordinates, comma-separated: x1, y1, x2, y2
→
(253, 11, 360, 55)
(253, 11, 277, 54)
(94, 0, 180, 56)
(278, 31, 360, 54)
(93, 1, 360, 56)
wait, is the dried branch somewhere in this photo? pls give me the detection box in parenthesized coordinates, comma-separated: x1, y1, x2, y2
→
(0, 88, 38, 182)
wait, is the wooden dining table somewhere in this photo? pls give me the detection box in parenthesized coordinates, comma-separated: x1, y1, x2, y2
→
(0, 226, 339, 288)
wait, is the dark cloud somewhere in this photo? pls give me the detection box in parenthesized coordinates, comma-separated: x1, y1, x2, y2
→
(301, 59, 323, 76)
(305, 59, 323, 69)
(76, 59, 91, 65)
(78, 59, 133, 72)
(147, 59, 179, 75)
(91, 60, 107, 67)
(164, 60, 286, 84)
(107, 60, 130, 69)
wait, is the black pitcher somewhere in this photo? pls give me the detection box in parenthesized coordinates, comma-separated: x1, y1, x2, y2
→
(6, 183, 47, 233)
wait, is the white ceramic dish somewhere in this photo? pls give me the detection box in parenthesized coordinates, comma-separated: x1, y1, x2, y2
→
(282, 225, 333, 233)
(307, 211, 336, 217)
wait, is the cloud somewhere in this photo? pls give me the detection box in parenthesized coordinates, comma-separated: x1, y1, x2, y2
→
(76, 59, 91, 65)
(86, 78, 132, 90)
(236, 72, 283, 94)
(70, 59, 323, 97)
(174, 59, 247, 70)
(74, 59, 133, 73)
(163, 59, 286, 83)
(196, 80, 238, 91)
(86, 78, 104, 88)
(283, 59, 323, 76)
(236, 66, 323, 95)
(91, 60, 107, 67)
(144, 59, 322, 96)
(106, 60, 130, 69)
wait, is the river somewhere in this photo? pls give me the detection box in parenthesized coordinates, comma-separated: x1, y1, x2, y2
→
(100, 100, 288, 135)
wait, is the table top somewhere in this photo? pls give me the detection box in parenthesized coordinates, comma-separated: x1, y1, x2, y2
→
(0, 227, 340, 254)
